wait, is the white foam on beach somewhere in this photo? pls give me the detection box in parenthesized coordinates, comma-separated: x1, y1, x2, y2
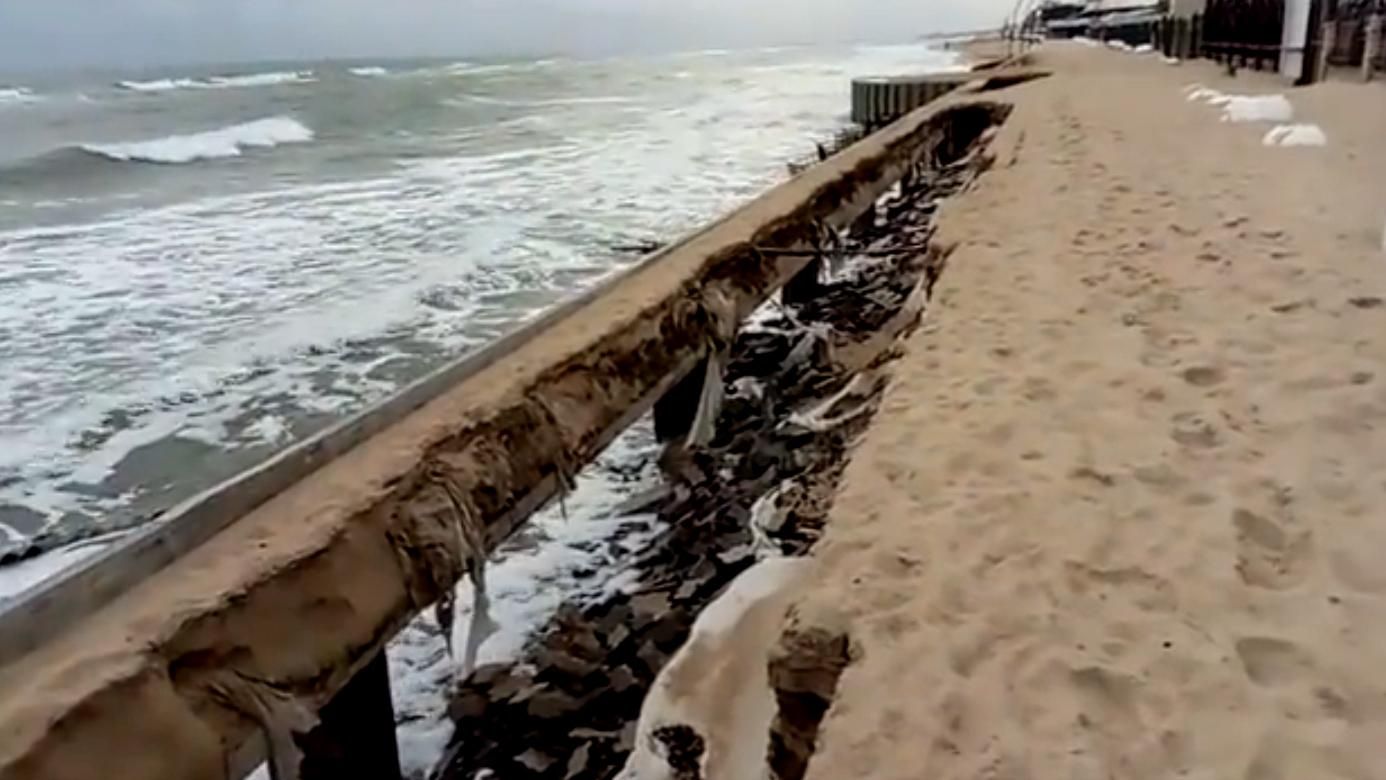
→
(349, 66, 390, 77)
(117, 70, 315, 92)
(1262, 123, 1327, 147)
(1133, 43, 1155, 53)
(81, 116, 314, 163)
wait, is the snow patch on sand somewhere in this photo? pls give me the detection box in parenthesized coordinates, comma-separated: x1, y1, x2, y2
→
(1220, 94, 1294, 123)
(1262, 123, 1327, 147)
(1184, 84, 1294, 123)
(619, 557, 809, 780)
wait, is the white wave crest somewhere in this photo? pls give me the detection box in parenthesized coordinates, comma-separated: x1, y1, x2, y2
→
(117, 70, 315, 92)
(116, 78, 200, 92)
(0, 86, 38, 104)
(457, 93, 633, 108)
(349, 66, 389, 77)
(444, 62, 518, 77)
(81, 116, 314, 164)
(208, 71, 316, 88)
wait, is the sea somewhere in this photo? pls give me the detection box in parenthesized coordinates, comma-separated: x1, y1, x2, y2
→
(0, 43, 958, 593)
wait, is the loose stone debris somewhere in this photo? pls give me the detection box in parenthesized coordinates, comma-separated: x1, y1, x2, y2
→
(433, 135, 988, 780)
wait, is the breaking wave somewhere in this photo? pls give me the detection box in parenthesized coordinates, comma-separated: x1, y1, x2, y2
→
(116, 70, 316, 92)
(456, 93, 634, 108)
(0, 86, 38, 104)
(349, 66, 389, 77)
(79, 116, 314, 164)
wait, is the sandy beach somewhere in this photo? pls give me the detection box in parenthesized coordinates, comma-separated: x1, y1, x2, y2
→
(790, 43, 1386, 779)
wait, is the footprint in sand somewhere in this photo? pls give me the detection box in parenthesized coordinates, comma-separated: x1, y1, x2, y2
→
(1132, 463, 1188, 493)
(1181, 365, 1226, 387)
(1170, 412, 1220, 449)
(1232, 508, 1313, 590)
(1021, 376, 1058, 402)
(1069, 665, 1144, 738)
(1234, 636, 1313, 686)
(1330, 546, 1386, 594)
(1064, 561, 1177, 613)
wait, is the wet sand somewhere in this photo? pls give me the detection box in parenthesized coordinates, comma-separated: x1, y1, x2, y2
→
(793, 43, 1386, 778)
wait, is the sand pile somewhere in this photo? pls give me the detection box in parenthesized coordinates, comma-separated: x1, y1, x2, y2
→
(790, 42, 1386, 779)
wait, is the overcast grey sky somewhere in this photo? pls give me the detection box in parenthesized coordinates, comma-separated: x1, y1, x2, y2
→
(0, 0, 1015, 71)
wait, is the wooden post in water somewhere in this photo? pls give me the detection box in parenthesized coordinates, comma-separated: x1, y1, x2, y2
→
(299, 652, 402, 780)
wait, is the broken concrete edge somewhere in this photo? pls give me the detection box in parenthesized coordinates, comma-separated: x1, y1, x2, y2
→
(759, 100, 1020, 780)
(766, 623, 855, 780)
(0, 97, 1011, 780)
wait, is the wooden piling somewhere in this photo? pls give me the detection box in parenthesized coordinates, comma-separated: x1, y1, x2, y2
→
(300, 652, 402, 780)
(654, 359, 710, 442)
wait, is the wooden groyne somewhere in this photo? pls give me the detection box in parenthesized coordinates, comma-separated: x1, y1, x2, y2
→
(0, 81, 1008, 780)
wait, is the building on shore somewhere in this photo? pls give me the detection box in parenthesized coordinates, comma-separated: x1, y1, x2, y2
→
(1323, 0, 1386, 75)
(1038, 0, 1382, 83)
(1040, 1, 1165, 43)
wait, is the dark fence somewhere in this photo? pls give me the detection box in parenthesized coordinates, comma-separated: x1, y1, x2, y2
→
(1156, 14, 1207, 59)
(1203, 0, 1289, 70)
(1067, 0, 1369, 83)
(1325, 1, 1385, 68)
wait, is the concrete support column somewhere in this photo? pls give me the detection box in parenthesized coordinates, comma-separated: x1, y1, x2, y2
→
(1281, 0, 1313, 79)
(299, 652, 402, 780)
(1364, 14, 1383, 82)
